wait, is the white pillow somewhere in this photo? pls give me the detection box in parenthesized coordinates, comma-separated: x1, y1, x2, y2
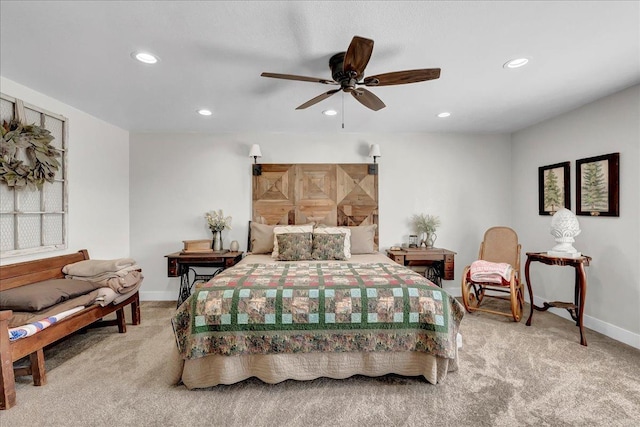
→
(312, 226, 351, 259)
(272, 224, 315, 259)
(348, 224, 377, 254)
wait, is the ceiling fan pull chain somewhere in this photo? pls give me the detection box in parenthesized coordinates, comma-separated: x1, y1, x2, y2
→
(342, 92, 345, 129)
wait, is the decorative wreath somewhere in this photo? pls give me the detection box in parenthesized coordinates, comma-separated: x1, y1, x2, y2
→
(0, 120, 61, 189)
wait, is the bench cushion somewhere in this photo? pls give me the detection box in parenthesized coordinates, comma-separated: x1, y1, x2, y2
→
(0, 279, 102, 312)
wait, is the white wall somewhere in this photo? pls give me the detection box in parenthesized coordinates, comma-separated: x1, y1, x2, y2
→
(512, 85, 640, 348)
(129, 132, 512, 300)
(0, 77, 131, 264)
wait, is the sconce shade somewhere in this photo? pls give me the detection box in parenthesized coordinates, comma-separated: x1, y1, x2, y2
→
(249, 144, 262, 158)
(368, 144, 381, 158)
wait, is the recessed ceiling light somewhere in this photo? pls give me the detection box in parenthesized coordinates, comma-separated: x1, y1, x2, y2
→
(322, 109, 337, 116)
(503, 58, 529, 69)
(132, 51, 159, 64)
(437, 112, 451, 118)
(197, 109, 212, 116)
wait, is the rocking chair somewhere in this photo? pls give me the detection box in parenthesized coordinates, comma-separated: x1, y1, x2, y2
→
(461, 226, 524, 322)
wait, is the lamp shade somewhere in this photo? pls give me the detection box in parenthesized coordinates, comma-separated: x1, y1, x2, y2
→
(368, 144, 381, 158)
(249, 144, 262, 158)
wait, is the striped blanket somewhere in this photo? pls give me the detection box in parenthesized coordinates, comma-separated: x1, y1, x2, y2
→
(8, 306, 85, 341)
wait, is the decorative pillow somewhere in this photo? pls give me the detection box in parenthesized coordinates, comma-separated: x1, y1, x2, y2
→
(250, 222, 276, 254)
(312, 226, 351, 259)
(272, 224, 315, 259)
(276, 233, 313, 261)
(348, 224, 377, 254)
(0, 279, 102, 312)
(311, 233, 347, 260)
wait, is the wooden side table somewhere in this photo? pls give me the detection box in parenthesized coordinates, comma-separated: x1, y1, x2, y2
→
(166, 251, 243, 307)
(524, 251, 592, 346)
(387, 248, 456, 287)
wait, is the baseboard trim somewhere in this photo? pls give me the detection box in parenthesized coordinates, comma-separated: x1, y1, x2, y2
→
(443, 284, 639, 350)
(532, 296, 640, 350)
(140, 291, 177, 302)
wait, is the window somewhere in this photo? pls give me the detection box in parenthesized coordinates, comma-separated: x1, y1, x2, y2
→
(0, 93, 68, 257)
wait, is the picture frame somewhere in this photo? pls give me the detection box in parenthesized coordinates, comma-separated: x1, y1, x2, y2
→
(538, 161, 570, 215)
(576, 152, 619, 217)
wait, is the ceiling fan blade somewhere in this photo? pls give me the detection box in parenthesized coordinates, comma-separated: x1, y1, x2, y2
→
(351, 88, 386, 111)
(296, 89, 341, 110)
(343, 36, 374, 78)
(261, 72, 337, 85)
(363, 68, 441, 86)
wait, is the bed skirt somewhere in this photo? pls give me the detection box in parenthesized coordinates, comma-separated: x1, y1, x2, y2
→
(169, 345, 458, 388)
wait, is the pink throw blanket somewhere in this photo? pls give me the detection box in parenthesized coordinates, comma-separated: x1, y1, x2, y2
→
(470, 260, 513, 285)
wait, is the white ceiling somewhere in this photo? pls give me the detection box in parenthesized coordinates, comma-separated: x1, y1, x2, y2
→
(1, 1, 638, 134)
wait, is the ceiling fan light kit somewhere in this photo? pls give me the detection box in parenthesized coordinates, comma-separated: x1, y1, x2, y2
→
(261, 36, 441, 112)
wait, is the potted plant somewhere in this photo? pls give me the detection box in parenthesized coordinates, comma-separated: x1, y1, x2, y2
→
(411, 214, 441, 248)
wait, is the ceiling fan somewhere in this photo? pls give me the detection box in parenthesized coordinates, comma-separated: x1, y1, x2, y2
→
(261, 36, 440, 111)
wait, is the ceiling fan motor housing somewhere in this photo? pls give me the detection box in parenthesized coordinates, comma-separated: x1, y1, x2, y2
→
(329, 52, 358, 91)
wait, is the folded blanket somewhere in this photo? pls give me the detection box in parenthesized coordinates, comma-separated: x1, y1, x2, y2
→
(101, 271, 143, 294)
(95, 280, 143, 306)
(470, 260, 513, 285)
(8, 306, 85, 341)
(66, 265, 142, 285)
(62, 258, 136, 277)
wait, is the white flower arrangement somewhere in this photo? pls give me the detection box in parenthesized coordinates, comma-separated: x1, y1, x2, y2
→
(411, 213, 441, 234)
(205, 209, 232, 232)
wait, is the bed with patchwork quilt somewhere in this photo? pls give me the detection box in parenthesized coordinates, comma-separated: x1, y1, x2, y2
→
(170, 255, 464, 388)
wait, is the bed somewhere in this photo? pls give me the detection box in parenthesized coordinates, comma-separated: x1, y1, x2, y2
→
(170, 253, 464, 388)
(169, 164, 463, 387)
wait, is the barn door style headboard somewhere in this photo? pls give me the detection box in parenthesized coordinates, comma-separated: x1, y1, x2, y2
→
(252, 164, 379, 248)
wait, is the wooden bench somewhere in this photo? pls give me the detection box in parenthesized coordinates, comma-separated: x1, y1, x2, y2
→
(0, 249, 141, 410)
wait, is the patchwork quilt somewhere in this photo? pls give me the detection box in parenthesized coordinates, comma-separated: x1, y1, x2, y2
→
(172, 262, 464, 360)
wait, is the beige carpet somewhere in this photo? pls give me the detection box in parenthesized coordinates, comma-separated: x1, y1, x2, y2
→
(2, 301, 639, 426)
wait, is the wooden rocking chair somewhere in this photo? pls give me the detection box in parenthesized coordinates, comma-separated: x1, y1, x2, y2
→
(461, 226, 524, 322)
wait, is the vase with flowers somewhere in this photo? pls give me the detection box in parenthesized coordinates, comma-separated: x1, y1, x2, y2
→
(411, 213, 441, 248)
(205, 209, 232, 251)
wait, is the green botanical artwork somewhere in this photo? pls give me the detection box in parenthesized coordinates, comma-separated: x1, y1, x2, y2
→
(543, 168, 563, 212)
(581, 161, 608, 211)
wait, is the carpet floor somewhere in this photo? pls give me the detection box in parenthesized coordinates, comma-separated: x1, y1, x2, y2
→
(2, 301, 639, 426)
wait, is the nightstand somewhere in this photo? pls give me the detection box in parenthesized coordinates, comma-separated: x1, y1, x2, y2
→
(387, 248, 456, 287)
(165, 251, 243, 307)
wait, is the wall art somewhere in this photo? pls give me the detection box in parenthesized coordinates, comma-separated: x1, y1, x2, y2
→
(538, 161, 570, 215)
(576, 152, 619, 216)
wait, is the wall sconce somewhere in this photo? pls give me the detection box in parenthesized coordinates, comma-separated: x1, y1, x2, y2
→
(368, 144, 381, 175)
(249, 144, 262, 176)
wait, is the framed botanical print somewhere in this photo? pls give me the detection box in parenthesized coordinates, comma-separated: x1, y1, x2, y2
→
(538, 162, 570, 215)
(576, 152, 619, 216)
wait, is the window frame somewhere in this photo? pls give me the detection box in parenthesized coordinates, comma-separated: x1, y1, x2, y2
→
(0, 93, 68, 258)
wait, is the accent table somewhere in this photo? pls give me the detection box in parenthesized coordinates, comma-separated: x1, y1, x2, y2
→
(386, 248, 456, 287)
(166, 251, 243, 307)
(524, 251, 592, 346)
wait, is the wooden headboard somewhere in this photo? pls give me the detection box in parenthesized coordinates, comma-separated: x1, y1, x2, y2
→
(252, 164, 379, 247)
